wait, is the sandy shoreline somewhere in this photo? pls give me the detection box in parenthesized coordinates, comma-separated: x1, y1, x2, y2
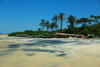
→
(0, 36, 100, 67)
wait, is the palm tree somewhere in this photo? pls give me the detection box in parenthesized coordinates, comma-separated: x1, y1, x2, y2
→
(52, 15, 58, 30)
(39, 19, 45, 31)
(38, 28, 41, 31)
(67, 15, 76, 27)
(49, 23, 55, 31)
(58, 12, 65, 30)
(45, 21, 49, 31)
(53, 22, 58, 31)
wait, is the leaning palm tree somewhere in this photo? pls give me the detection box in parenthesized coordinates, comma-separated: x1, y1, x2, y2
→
(45, 21, 49, 31)
(58, 12, 65, 30)
(39, 19, 45, 31)
(52, 15, 58, 30)
(67, 15, 76, 27)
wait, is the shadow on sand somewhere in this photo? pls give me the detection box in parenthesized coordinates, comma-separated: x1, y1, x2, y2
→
(24, 40, 75, 47)
(8, 44, 20, 48)
(21, 48, 67, 57)
(5, 39, 73, 57)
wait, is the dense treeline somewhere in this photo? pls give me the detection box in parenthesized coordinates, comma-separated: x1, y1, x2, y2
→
(9, 13, 100, 36)
(66, 23, 100, 36)
(9, 30, 57, 36)
(9, 23, 100, 36)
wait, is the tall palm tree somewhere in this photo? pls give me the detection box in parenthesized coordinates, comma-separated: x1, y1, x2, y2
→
(52, 15, 58, 30)
(67, 15, 76, 27)
(45, 21, 49, 31)
(58, 12, 65, 30)
(39, 19, 45, 31)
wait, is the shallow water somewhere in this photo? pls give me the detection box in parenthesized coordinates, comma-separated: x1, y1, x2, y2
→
(0, 36, 100, 67)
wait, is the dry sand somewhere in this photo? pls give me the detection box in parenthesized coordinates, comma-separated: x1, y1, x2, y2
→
(0, 36, 100, 67)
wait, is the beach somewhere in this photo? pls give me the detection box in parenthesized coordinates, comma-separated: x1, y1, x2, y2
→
(0, 36, 100, 67)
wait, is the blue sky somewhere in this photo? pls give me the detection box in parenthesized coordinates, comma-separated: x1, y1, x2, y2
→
(0, 0, 100, 34)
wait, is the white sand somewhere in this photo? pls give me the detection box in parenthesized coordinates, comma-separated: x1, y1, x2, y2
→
(0, 36, 100, 67)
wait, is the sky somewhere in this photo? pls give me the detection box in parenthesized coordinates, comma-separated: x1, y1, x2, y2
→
(0, 0, 100, 34)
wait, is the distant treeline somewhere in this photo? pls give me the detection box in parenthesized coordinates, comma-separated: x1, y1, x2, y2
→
(9, 23, 100, 36)
(9, 13, 100, 36)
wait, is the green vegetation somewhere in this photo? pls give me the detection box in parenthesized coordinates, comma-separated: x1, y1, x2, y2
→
(9, 14, 100, 37)
(9, 30, 56, 36)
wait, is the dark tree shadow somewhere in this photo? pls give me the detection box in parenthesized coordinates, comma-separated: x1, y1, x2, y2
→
(0, 49, 17, 56)
(21, 48, 67, 57)
(57, 54, 66, 57)
(8, 44, 20, 48)
(25, 53, 36, 56)
(21, 48, 61, 53)
(24, 40, 75, 47)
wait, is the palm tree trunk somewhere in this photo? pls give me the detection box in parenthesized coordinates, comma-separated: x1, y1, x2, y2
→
(52, 28, 53, 31)
(71, 22, 74, 27)
(61, 20, 62, 30)
(56, 22, 57, 31)
(47, 28, 48, 31)
(54, 28, 55, 31)
(43, 26, 44, 31)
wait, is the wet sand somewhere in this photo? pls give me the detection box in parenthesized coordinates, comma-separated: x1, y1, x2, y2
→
(0, 36, 100, 67)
